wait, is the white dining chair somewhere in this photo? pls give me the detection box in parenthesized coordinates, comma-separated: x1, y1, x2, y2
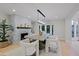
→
(20, 39, 39, 56)
(45, 36, 59, 53)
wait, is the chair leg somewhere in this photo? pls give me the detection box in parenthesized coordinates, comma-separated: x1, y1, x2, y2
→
(36, 42, 39, 56)
(46, 47, 49, 53)
(45, 42, 49, 53)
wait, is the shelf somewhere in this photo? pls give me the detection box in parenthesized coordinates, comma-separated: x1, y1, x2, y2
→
(17, 27, 31, 29)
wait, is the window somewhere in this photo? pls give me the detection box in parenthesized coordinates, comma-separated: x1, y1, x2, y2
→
(42, 25, 45, 31)
(72, 20, 74, 37)
(72, 25, 74, 37)
(72, 20, 79, 37)
(76, 24, 79, 37)
(46, 25, 50, 33)
(52, 25, 53, 35)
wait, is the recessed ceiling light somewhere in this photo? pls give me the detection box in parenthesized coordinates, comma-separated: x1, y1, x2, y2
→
(12, 9, 16, 12)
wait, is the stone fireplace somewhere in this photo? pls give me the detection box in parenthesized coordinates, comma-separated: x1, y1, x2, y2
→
(12, 29, 31, 44)
(10, 15, 32, 43)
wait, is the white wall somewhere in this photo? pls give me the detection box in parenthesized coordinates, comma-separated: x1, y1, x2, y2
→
(65, 18, 72, 42)
(0, 11, 9, 23)
(65, 10, 79, 42)
(64, 5, 79, 42)
(71, 11, 79, 41)
(46, 20, 65, 40)
(33, 19, 65, 40)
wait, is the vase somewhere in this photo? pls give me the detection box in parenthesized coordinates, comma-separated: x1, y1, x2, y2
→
(0, 41, 11, 48)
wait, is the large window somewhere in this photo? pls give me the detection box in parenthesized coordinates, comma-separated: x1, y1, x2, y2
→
(46, 25, 50, 33)
(40, 25, 54, 35)
(72, 25, 74, 37)
(72, 20, 79, 37)
(42, 25, 45, 31)
(72, 20, 74, 37)
(76, 24, 79, 37)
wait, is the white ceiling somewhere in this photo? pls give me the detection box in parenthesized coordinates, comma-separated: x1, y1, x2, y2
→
(0, 3, 79, 20)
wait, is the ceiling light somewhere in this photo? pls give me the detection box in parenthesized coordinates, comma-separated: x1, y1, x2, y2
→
(37, 20, 45, 24)
(12, 9, 16, 12)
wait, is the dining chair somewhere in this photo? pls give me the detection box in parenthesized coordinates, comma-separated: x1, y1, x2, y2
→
(45, 36, 59, 53)
(20, 39, 39, 56)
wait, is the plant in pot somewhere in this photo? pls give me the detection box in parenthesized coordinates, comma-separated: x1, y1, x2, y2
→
(0, 19, 13, 48)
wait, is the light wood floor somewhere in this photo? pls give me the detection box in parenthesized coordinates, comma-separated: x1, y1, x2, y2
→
(60, 40, 71, 56)
(40, 40, 71, 56)
(0, 40, 78, 56)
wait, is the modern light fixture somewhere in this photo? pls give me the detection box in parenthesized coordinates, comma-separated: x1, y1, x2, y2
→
(37, 20, 45, 24)
(37, 9, 46, 24)
(37, 9, 45, 17)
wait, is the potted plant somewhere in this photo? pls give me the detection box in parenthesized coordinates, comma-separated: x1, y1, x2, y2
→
(0, 19, 13, 48)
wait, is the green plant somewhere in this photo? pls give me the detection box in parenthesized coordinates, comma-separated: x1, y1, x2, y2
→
(0, 19, 13, 42)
